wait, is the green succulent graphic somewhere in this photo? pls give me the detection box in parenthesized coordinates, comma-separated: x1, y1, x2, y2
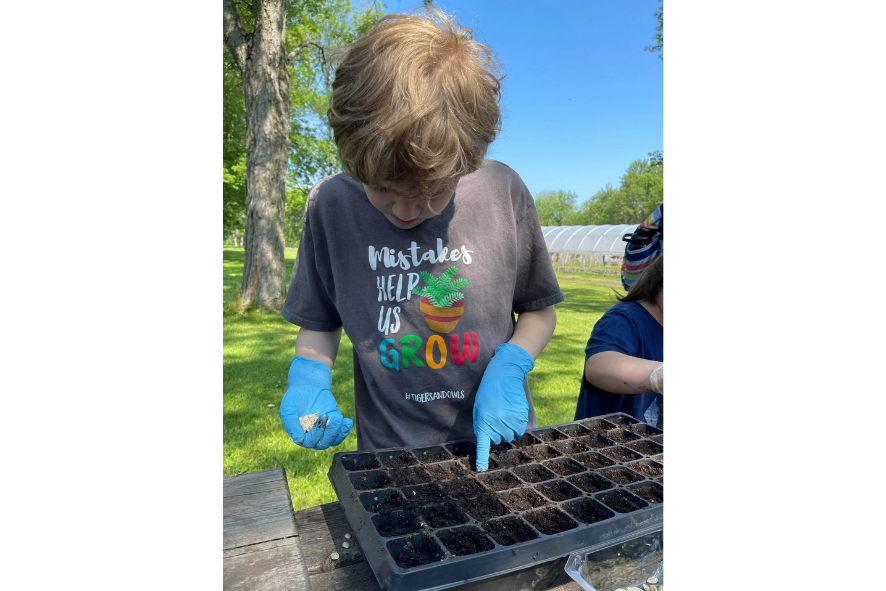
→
(411, 266, 468, 307)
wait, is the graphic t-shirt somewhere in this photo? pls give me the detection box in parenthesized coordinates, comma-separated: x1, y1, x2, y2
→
(282, 160, 565, 450)
(574, 301, 663, 424)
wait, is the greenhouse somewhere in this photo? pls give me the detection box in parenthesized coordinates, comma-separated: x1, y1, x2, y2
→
(541, 224, 639, 275)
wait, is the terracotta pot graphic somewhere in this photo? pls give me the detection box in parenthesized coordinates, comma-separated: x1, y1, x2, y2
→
(419, 297, 465, 333)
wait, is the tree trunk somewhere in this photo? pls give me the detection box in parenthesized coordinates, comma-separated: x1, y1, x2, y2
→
(224, 0, 290, 311)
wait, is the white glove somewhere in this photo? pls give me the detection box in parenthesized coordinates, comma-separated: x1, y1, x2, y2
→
(649, 363, 664, 394)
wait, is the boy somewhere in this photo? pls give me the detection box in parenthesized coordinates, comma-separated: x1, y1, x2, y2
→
(278, 8, 564, 471)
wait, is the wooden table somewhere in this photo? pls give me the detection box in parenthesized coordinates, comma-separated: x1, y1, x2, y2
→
(224, 468, 585, 591)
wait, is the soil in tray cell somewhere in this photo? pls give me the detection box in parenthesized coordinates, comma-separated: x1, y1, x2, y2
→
(437, 526, 495, 556)
(561, 498, 613, 525)
(362, 490, 410, 514)
(550, 439, 590, 455)
(490, 441, 513, 454)
(650, 434, 663, 445)
(413, 445, 452, 464)
(403, 482, 450, 507)
(605, 414, 640, 427)
(605, 429, 642, 444)
(579, 418, 617, 433)
(513, 463, 557, 484)
(493, 450, 531, 468)
(372, 509, 423, 538)
(509, 433, 541, 449)
(557, 423, 592, 438)
(458, 492, 509, 521)
(350, 469, 393, 490)
(627, 459, 664, 478)
(479, 470, 522, 491)
(442, 477, 487, 500)
(567, 472, 615, 494)
(542, 458, 586, 476)
(572, 451, 615, 470)
(456, 455, 499, 472)
(388, 533, 445, 569)
(340, 452, 381, 471)
(426, 461, 469, 480)
(482, 516, 539, 546)
(523, 506, 578, 535)
(392, 465, 433, 486)
(625, 439, 664, 457)
(380, 449, 419, 469)
(524, 444, 562, 461)
(532, 427, 568, 443)
(597, 490, 647, 514)
(598, 467, 645, 485)
(418, 501, 470, 528)
(577, 434, 615, 449)
(445, 441, 476, 458)
(599, 446, 643, 463)
(630, 484, 663, 504)
(534, 480, 582, 502)
(627, 423, 663, 437)
(500, 487, 549, 511)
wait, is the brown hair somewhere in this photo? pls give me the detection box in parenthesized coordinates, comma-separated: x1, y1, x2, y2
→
(617, 255, 663, 303)
(327, 7, 503, 201)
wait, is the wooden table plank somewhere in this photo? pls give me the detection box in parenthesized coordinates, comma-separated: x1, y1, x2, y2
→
(224, 537, 312, 591)
(224, 468, 298, 550)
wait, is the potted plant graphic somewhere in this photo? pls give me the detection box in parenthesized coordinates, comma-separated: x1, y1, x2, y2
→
(412, 266, 467, 333)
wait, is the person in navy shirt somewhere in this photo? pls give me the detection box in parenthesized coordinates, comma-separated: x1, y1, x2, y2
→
(575, 256, 663, 427)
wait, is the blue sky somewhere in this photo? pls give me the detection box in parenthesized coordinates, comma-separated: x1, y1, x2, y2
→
(386, 0, 663, 205)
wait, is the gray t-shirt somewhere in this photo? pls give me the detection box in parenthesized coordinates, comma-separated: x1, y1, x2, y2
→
(282, 160, 565, 450)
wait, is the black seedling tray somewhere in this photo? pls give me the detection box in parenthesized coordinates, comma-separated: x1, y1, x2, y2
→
(328, 413, 663, 591)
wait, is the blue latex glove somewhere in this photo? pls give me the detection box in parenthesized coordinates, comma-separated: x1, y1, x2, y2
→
(473, 343, 535, 471)
(279, 357, 353, 450)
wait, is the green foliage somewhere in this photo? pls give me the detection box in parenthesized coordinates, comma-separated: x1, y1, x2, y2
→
(223, 49, 247, 241)
(411, 266, 468, 307)
(535, 190, 579, 226)
(644, 0, 663, 60)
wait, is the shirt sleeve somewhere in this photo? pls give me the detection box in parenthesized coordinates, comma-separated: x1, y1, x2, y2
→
(585, 308, 640, 359)
(512, 185, 566, 314)
(281, 216, 343, 331)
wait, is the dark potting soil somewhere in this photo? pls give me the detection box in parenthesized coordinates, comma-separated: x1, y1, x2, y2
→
(419, 501, 470, 528)
(605, 429, 641, 444)
(490, 441, 512, 454)
(563, 498, 610, 525)
(628, 461, 663, 478)
(391, 534, 442, 569)
(599, 492, 642, 514)
(442, 477, 487, 500)
(367, 492, 410, 514)
(416, 449, 451, 464)
(550, 439, 590, 455)
(571, 452, 614, 470)
(578, 434, 615, 448)
(353, 471, 392, 490)
(543, 459, 585, 476)
(458, 492, 509, 521)
(382, 451, 419, 469)
(600, 468, 645, 485)
(500, 487, 548, 511)
(631, 485, 663, 504)
(392, 466, 433, 486)
(580, 419, 616, 433)
(483, 516, 538, 546)
(535, 429, 568, 442)
(524, 445, 562, 461)
(456, 455, 499, 472)
(650, 434, 663, 444)
(438, 527, 495, 556)
(493, 450, 531, 468)
(425, 462, 469, 480)
(515, 464, 555, 484)
(374, 511, 423, 537)
(509, 434, 541, 449)
(625, 440, 663, 456)
(523, 507, 578, 535)
(599, 446, 642, 463)
(344, 455, 381, 471)
(481, 470, 521, 491)
(404, 483, 449, 507)
(535, 480, 581, 502)
(567, 473, 614, 494)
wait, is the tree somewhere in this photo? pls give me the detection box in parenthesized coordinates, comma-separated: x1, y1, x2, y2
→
(534, 190, 578, 226)
(573, 154, 663, 225)
(645, 0, 663, 60)
(223, 0, 383, 310)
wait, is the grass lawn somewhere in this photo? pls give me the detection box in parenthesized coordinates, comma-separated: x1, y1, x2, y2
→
(223, 247, 626, 510)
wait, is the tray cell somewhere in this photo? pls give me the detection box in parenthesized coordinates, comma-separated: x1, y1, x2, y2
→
(340, 452, 381, 471)
(626, 459, 663, 478)
(566, 472, 615, 494)
(349, 469, 393, 491)
(482, 516, 540, 546)
(577, 434, 615, 448)
(379, 449, 419, 469)
(534, 480, 582, 502)
(627, 423, 663, 437)
(524, 444, 562, 462)
(604, 429, 642, 444)
(598, 446, 644, 463)
(458, 492, 509, 521)
(436, 525, 496, 556)
(499, 487, 549, 511)
(627, 481, 663, 505)
(523, 506, 578, 535)
(387, 532, 445, 569)
(531, 427, 569, 442)
(444, 440, 476, 458)
(412, 445, 452, 464)
(595, 490, 649, 514)
(571, 451, 615, 470)
(557, 423, 592, 438)
(425, 460, 470, 480)
(625, 439, 664, 457)
(492, 449, 531, 469)
(578, 418, 617, 433)
(478, 470, 522, 492)
(372, 509, 424, 538)
(542, 457, 586, 477)
(402, 482, 450, 507)
(418, 501, 470, 528)
(509, 432, 541, 449)
(561, 497, 614, 525)
(441, 477, 487, 500)
(361, 489, 409, 514)
(605, 414, 640, 427)
(512, 463, 557, 484)
(550, 439, 591, 455)
(392, 465, 433, 486)
(598, 466, 645, 485)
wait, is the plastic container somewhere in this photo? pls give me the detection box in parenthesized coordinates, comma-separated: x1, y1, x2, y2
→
(327, 413, 663, 591)
(565, 529, 663, 591)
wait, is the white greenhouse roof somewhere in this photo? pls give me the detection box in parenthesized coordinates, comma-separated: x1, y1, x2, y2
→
(541, 225, 639, 255)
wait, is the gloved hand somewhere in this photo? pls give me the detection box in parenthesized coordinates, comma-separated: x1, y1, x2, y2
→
(649, 362, 664, 395)
(473, 343, 535, 471)
(279, 356, 353, 450)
